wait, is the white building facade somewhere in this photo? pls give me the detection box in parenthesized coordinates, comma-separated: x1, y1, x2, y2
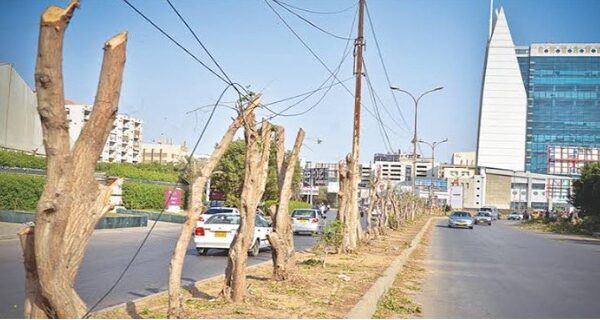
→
(476, 7, 528, 171)
(66, 104, 143, 163)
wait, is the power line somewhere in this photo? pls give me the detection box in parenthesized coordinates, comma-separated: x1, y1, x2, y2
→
(363, 61, 394, 152)
(263, 6, 357, 118)
(271, 0, 354, 41)
(276, 0, 357, 15)
(121, 0, 231, 87)
(83, 84, 234, 318)
(264, 0, 398, 135)
(364, 1, 410, 129)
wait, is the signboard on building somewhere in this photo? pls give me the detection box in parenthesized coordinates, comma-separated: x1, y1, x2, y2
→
(450, 186, 463, 209)
(415, 178, 448, 191)
(303, 168, 329, 186)
(300, 186, 319, 195)
(164, 188, 183, 213)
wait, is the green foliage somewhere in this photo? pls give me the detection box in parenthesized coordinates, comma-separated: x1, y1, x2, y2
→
(521, 215, 600, 234)
(122, 181, 171, 210)
(0, 150, 46, 169)
(212, 139, 304, 206)
(97, 162, 180, 183)
(570, 162, 600, 217)
(0, 172, 45, 211)
(315, 187, 328, 205)
(319, 219, 344, 250)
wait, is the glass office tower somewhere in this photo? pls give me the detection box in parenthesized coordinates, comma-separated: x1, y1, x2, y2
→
(517, 45, 600, 174)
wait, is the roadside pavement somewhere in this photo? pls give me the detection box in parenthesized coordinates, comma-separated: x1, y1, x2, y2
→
(0, 222, 25, 241)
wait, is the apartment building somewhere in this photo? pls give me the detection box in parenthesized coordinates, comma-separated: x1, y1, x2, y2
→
(66, 104, 143, 163)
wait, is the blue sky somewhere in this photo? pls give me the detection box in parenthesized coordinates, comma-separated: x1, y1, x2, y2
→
(1, 0, 599, 164)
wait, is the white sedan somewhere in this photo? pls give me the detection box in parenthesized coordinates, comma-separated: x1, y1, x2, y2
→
(193, 213, 272, 256)
(291, 209, 324, 234)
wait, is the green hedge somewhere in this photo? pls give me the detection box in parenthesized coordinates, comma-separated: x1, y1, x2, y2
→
(0, 150, 46, 169)
(0, 172, 45, 211)
(0, 150, 180, 182)
(97, 163, 179, 182)
(121, 181, 188, 210)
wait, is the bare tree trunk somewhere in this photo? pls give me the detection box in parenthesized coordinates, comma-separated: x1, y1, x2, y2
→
(222, 115, 272, 302)
(364, 176, 380, 240)
(21, 2, 128, 317)
(267, 127, 305, 281)
(167, 98, 261, 317)
(338, 154, 359, 253)
(18, 227, 54, 319)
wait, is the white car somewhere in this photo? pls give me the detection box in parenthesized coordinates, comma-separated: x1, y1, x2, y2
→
(197, 207, 240, 225)
(508, 211, 524, 220)
(194, 213, 272, 256)
(480, 206, 500, 220)
(291, 209, 324, 234)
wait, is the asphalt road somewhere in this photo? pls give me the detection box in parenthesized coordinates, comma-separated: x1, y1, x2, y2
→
(0, 211, 337, 318)
(418, 219, 600, 318)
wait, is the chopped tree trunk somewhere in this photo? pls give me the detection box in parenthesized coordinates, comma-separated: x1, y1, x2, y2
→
(364, 176, 380, 240)
(222, 115, 272, 302)
(21, 2, 128, 317)
(267, 127, 305, 281)
(18, 227, 54, 319)
(167, 97, 261, 318)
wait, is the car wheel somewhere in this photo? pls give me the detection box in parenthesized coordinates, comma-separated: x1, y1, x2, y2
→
(488, 222, 492, 226)
(196, 248, 208, 256)
(249, 239, 260, 257)
(469, 226, 474, 229)
(448, 224, 452, 228)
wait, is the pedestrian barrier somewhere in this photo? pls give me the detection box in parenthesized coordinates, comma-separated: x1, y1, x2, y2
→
(0, 210, 148, 229)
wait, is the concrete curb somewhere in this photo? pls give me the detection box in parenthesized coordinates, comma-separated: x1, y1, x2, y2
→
(347, 216, 440, 319)
(91, 259, 273, 317)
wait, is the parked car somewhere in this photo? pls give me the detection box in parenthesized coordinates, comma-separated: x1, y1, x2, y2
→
(193, 213, 272, 256)
(479, 206, 500, 220)
(448, 211, 474, 229)
(474, 211, 492, 226)
(508, 211, 524, 220)
(291, 209, 324, 234)
(197, 207, 240, 224)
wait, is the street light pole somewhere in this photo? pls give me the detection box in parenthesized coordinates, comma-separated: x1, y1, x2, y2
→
(418, 138, 448, 214)
(390, 86, 443, 218)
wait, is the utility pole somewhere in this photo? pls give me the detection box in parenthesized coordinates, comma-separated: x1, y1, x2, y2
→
(348, 0, 365, 224)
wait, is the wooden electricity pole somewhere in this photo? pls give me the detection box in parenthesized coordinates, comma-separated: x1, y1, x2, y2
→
(340, 0, 365, 252)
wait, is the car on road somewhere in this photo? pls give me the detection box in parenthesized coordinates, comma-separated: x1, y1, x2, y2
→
(448, 211, 474, 229)
(508, 211, 524, 220)
(197, 207, 240, 224)
(194, 213, 272, 256)
(291, 209, 324, 235)
(474, 211, 492, 226)
(480, 206, 500, 220)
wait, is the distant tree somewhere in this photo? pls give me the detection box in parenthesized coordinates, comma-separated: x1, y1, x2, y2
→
(212, 139, 302, 206)
(315, 187, 328, 204)
(570, 162, 600, 217)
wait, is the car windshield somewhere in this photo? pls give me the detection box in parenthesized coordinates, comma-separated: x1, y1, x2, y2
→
(292, 210, 316, 218)
(477, 212, 490, 217)
(205, 214, 240, 225)
(480, 207, 492, 212)
(451, 212, 471, 218)
(511, 212, 519, 215)
(204, 208, 235, 215)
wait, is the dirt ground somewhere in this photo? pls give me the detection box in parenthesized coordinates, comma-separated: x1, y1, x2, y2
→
(373, 221, 433, 318)
(94, 216, 431, 319)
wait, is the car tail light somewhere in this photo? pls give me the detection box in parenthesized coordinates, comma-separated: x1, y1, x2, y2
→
(311, 218, 319, 224)
(198, 215, 205, 222)
(195, 227, 205, 236)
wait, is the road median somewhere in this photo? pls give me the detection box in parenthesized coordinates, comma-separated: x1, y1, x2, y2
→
(93, 215, 436, 319)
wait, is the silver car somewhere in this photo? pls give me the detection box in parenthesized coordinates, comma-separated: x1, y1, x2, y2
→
(448, 211, 474, 229)
(507, 211, 524, 220)
(291, 209, 324, 234)
(474, 211, 492, 226)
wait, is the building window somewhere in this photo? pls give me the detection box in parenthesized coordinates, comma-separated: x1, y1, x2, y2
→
(555, 49, 560, 53)
(544, 49, 549, 53)
(567, 49, 573, 53)
(579, 48, 585, 53)
(592, 48, 598, 53)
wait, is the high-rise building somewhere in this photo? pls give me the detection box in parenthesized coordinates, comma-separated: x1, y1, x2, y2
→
(476, 8, 600, 176)
(66, 104, 143, 163)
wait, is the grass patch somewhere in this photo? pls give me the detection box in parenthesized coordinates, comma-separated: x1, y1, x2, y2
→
(520, 217, 600, 236)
